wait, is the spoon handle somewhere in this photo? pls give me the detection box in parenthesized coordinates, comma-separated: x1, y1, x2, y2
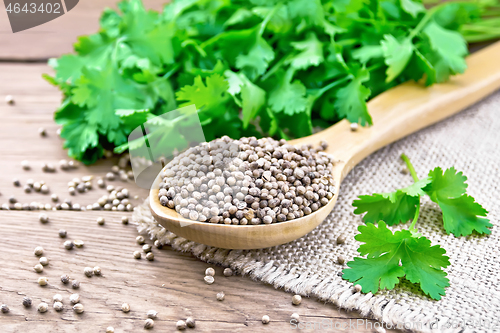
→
(293, 41, 500, 179)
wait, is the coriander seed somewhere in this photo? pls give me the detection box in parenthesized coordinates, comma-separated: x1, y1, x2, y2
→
(74, 240, 84, 248)
(84, 267, 93, 277)
(336, 235, 346, 244)
(292, 295, 302, 305)
(38, 277, 48, 286)
(1, 304, 9, 313)
(72, 280, 80, 289)
(5, 94, 14, 104)
(53, 294, 63, 303)
(147, 310, 158, 319)
(97, 217, 105, 225)
(73, 303, 84, 314)
(337, 255, 346, 265)
(121, 216, 129, 225)
(121, 303, 130, 313)
(106, 327, 115, 333)
(136, 235, 145, 245)
(13, 178, 21, 187)
(154, 240, 163, 249)
(216, 292, 225, 301)
(262, 315, 270, 324)
(205, 267, 215, 277)
(186, 317, 196, 328)
(64, 240, 74, 250)
(53, 302, 64, 312)
(21, 160, 30, 170)
(144, 318, 154, 329)
(223, 268, 233, 277)
(34, 246, 44, 256)
(142, 244, 152, 253)
(354, 284, 362, 293)
(291, 313, 300, 322)
(61, 274, 70, 284)
(22, 297, 32, 307)
(133, 251, 141, 259)
(69, 294, 80, 304)
(350, 122, 359, 131)
(38, 302, 48, 313)
(34, 264, 43, 273)
(39, 257, 49, 266)
(39, 127, 47, 137)
(146, 252, 154, 261)
(59, 229, 67, 238)
(204, 276, 214, 285)
(176, 320, 186, 330)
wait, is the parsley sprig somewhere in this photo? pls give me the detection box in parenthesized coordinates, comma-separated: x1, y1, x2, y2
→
(44, 0, 500, 164)
(342, 154, 492, 300)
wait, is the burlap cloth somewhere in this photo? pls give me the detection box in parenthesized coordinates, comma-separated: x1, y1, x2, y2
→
(133, 91, 500, 332)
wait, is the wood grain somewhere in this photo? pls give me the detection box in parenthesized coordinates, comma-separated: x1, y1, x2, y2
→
(0, 63, 392, 332)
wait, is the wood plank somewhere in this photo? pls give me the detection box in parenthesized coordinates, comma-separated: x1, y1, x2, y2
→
(0, 0, 164, 61)
(0, 63, 394, 332)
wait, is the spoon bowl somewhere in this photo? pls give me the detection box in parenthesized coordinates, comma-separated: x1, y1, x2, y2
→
(150, 42, 500, 249)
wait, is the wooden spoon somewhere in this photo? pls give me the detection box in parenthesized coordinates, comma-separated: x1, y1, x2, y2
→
(150, 41, 500, 250)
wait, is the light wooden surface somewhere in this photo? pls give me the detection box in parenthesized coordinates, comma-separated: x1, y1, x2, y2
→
(150, 41, 500, 250)
(0, 63, 390, 332)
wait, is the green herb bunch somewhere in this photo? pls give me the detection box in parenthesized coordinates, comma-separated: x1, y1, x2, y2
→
(342, 154, 492, 300)
(45, 0, 499, 164)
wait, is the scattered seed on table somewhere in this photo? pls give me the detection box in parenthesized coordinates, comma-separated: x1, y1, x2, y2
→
(24, 185, 32, 193)
(71, 280, 80, 289)
(22, 297, 32, 307)
(59, 229, 67, 238)
(186, 317, 195, 328)
(262, 315, 270, 324)
(14, 203, 22, 210)
(34, 264, 43, 273)
(34, 246, 44, 256)
(147, 310, 158, 319)
(337, 255, 346, 265)
(74, 240, 84, 248)
(176, 320, 186, 330)
(68, 160, 79, 169)
(93, 266, 101, 276)
(136, 236, 145, 245)
(121, 303, 130, 313)
(133, 251, 142, 259)
(5, 95, 14, 104)
(38, 277, 48, 286)
(146, 252, 154, 261)
(354, 284, 362, 293)
(68, 187, 76, 196)
(13, 178, 21, 187)
(216, 292, 225, 301)
(97, 217, 105, 225)
(39, 127, 47, 137)
(73, 303, 84, 314)
(39, 257, 49, 266)
(375, 327, 387, 333)
(97, 179, 105, 188)
(142, 244, 152, 253)
(350, 122, 359, 131)
(106, 327, 115, 333)
(42, 163, 56, 173)
(144, 318, 154, 329)
(336, 235, 346, 244)
(64, 240, 74, 250)
(106, 172, 115, 181)
(106, 185, 114, 192)
(59, 159, 69, 170)
(41, 185, 50, 194)
(84, 267, 93, 277)
(21, 160, 30, 170)
(292, 295, 302, 305)
(61, 274, 70, 284)
(38, 302, 48, 313)
(291, 313, 300, 322)
(205, 267, 215, 277)
(9, 196, 16, 204)
(154, 240, 162, 249)
(204, 276, 214, 285)
(53, 302, 64, 312)
(69, 294, 80, 304)
(223, 268, 233, 277)
(53, 294, 63, 303)
(1, 304, 9, 313)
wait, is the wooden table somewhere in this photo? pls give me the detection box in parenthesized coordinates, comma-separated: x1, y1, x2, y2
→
(0, 2, 389, 332)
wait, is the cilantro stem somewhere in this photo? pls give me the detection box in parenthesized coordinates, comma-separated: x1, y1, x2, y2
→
(409, 202, 420, 231)
(401, 154, 419, 183)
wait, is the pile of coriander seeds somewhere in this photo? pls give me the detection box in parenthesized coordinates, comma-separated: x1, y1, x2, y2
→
(158, 136, 336, 225)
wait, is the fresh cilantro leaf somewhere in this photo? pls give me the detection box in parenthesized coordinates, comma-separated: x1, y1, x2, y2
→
(286, 32, 324, 71)
(343, 221, 450, 300)
(353, 177, 431, 225)
(268, 70, 308, 116)
(400, 0, 425, 18)
(334, 68, 372, 125)
(381, 35, 414, 82)
(425, 167, 468, 200)
(352, 45, 383, 64)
